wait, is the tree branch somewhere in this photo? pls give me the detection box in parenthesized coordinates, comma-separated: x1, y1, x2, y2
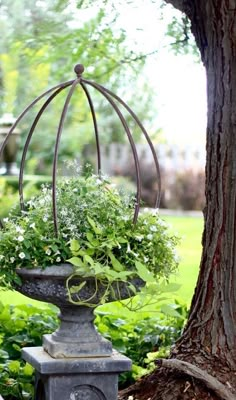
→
(164, 0, 186, 13)
(156, 359, 235, 400)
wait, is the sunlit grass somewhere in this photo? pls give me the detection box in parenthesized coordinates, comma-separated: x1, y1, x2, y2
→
(163, 215, 203, 305)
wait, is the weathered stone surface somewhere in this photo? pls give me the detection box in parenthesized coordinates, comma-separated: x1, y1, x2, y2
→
(16, 264, 143, 358)
(16, 264, 143, 306)
(22, 347, 131, 400)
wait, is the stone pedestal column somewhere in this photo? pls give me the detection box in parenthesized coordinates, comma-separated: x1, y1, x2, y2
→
(22, 347, 131, 400)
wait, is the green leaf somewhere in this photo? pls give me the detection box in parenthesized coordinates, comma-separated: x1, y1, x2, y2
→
(135, 261, 155, 283)
(8, 360, 21, 373)
(22, 363, 34, 376)
(83, 254, 94, 266)
(67, 256, 83, 267)
(108, 251, 124, 272)
(87, 216, 102, 235)
(0, 349, 9, 361)
(69, 281, 86, 294)
(160, 304, 185, 319)
(159, 282, 181, 293)
(70, 239, 80, 254)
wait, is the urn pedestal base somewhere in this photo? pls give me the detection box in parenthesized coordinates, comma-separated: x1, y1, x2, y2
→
(22, 347, 131, 400)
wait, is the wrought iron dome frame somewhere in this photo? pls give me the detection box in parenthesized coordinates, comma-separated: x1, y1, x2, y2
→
(0, 64, 161, 234)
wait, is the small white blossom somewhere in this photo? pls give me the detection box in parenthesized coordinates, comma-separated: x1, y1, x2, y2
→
(16, 226, 25, 234)
(10, 257, 15, 263)
(60, 209, 68, 216)
(151, 208, 159, 216)
(43, 215, 48, 222)
(0, 255, 4, 260)
(147, 234, 153, 240)
(150, 225, 157, 232)
(19, 252, 26, 259)
(135, 235, 143, 242)
(45, 248, 52, 256)
(30, 222, 35, 229)
(39, 198, 46, 206)
(17, 235, 24, 242)
(56, 256, 61, 262)
(3, 217, 9, 223)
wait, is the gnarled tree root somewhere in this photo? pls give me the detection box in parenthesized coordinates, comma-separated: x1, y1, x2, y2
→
(156, 359, 235, 400)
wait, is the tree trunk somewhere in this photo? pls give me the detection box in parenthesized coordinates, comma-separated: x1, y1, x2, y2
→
(119, 1, 236, 399)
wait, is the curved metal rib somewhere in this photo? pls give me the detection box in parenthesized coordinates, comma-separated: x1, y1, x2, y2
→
(52, 78, 81, 235)
(80, 81, 101, 174)
(0, 80, 75, 161)
(19, 83, 74, 210)
(83, 79, 161, 209)
(83, 79, 142, 223)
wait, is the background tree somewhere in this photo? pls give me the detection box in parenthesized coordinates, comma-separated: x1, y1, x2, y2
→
(120, 1, 236, 399)
(0, 0, 159, 173)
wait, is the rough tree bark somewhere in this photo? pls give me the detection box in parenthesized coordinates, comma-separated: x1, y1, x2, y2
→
(119, 1, 236, 399)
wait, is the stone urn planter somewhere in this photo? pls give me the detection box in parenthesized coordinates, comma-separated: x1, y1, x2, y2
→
(0, 64, 179, 400)
(16, 264, 143, 358)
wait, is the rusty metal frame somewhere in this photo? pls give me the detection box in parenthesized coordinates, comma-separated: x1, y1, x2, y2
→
(0, 64, 161, 234)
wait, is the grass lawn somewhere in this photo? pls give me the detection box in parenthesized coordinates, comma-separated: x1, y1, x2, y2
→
(163, 215, 203, 305)
(0, 213, 204, 308)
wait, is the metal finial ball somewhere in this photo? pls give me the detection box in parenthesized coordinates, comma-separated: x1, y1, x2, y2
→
(74, 64, 84, 77)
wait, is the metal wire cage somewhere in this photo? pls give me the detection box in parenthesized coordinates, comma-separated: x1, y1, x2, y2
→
(0, 64, 161, 234)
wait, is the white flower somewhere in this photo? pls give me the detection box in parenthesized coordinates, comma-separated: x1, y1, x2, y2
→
(135, 235, 143, 242)
(147, 234, 153, 240)
(3, 217, 9, 223)
(16, 226, 25, 234)
(17, 235, 24, 242)
(19, 252, 26, 259)
(60, 209, 68, 216)
(144, 256, 149, 262)
(10, 257, 15, 263)
(151, 208, 159, 215)
(56, 257, 61, 262)
(0, 255, 4, 260)
(43, 215, 48, 222)
(30, 222, 35, 229)
(45, 248, 52, 256)
(150, 225, 157, 232)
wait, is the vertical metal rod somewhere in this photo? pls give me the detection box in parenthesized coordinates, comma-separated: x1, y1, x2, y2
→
(52, 79, 81, 236)
(80, 82, 102, 175)
(83, 80, 141, 223)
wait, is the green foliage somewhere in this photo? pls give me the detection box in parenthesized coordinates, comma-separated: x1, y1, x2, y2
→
(0, 302, 58, 399)
(0, 167, 179, 307)
(166, 14, 199, 57)
(96, 298, 187, 387)
(0, 176, 51, 219)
